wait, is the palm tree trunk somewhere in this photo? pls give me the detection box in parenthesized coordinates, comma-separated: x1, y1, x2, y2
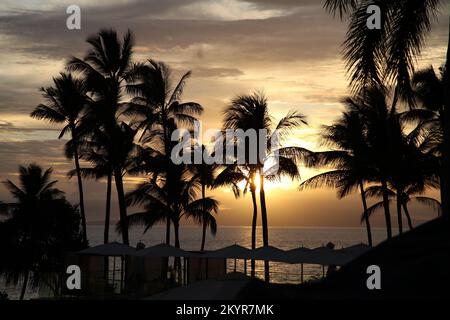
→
(381, 178, 393, 239)
(19, 270, 30, 300)
(250, 185, 258, 277)
(166, 217, 171, 244)
(359, 181, 372, 247)
(73, 142, 87, 247)
(402, 203, 414, 230)
(104, 173, 112, 244)
(174, 220, 180, 248)
(396, 190, 403, 234)
(174, 220, 182, 284)
(259, 173, 270, 282)
(200, 184, 207, 251)
(113, 168, 129, 245)
(200, 223, 207, 252)
(163, 215, 171, 278)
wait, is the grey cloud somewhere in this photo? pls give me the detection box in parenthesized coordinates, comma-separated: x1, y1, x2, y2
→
(0, 120, 59, 133)
(0, 1, 345, 60)
(192, 67, 244, 78)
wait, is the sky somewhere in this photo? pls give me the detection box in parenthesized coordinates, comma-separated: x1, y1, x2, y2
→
(0, 0, 448, 231)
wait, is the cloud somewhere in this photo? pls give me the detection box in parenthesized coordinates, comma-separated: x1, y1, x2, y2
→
(192, 67, 244, 78)
(0, 0, 447, 227)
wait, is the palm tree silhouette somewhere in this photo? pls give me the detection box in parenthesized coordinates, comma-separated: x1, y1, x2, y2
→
(0, 164, 83, 299)
(125, 59, 203, 244)
(189, 145, 220, 251)
(222, 92, 308, 281)
(304, 85, 438, 239)
(324, 0, 450, 217)
(123, 163, 219, 248)
(300, 107, 375, 246)
(412, 65, 447, 206)
(74, 123, 141, 244)
(363, 183, 441, 230)
(68, 132, 113, 244)
(68, 29, 135, 244)
(31, 72, 89, 247)
(215, 163, 260, 275)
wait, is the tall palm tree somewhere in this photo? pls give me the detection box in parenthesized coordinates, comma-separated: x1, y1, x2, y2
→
(361, 119, 441, 233)
(75, 115, 139, 246)
(390, 124, 439, 233)
(123, 164, 219, 249)
(359, 86, 402, 238)
(412, 65, 447, 207)
(324, 0, 449, 216)
(363, 184, 442, 230)
(222, 92, 309, 281)
(123, 163, 218, 283)
(300, 107, 374, 246)
(31, 72, 89, 246)
(68, 29, 135, 244)
(217, 165, 260, 277)
(189, 145, 220, 251)
(215, 164, 258, 271)
(0, 164, 83, 300)
(125, 60, 203, 244)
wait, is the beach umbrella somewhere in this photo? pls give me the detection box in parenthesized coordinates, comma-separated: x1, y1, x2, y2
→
(202, 244, 253, 274)
(203, 244, 252, 260)
(132, 243, 191, 258)
(252, 246, 288, 262)
(284, 247, 313, 264)
(76, 242, 136, 256)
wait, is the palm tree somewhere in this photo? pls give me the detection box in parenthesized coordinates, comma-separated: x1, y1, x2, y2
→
(31, 72, 89, 247)
(189, 145, 220, 251)
(215, 164, 261, 275)
(73, 117, 140, 247)
(299, 107, 374, 246)
(412, 65, 447, 208)
(324, 0, 449, 216)
(222, 92, 309, 281)
(125, 60, 203, 244)
(302, 85, 429, 240)
(0, 164, 83, 300)
(123, 164, 219, 247)
(390, 127, 439, 233)
(70, 165, 112, 244)
(67, 29, 135, 244)
(363, 184, 441, 230)
(359, 86, 403, 238)
(361, 119, 441, 233)
(123, 163, 218, 283)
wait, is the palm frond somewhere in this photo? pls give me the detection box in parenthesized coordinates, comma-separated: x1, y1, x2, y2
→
(415, 196, 442, 216)
(360, 200, 386, 223)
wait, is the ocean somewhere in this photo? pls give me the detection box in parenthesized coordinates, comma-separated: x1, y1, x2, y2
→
(1, 225, 391, 300)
